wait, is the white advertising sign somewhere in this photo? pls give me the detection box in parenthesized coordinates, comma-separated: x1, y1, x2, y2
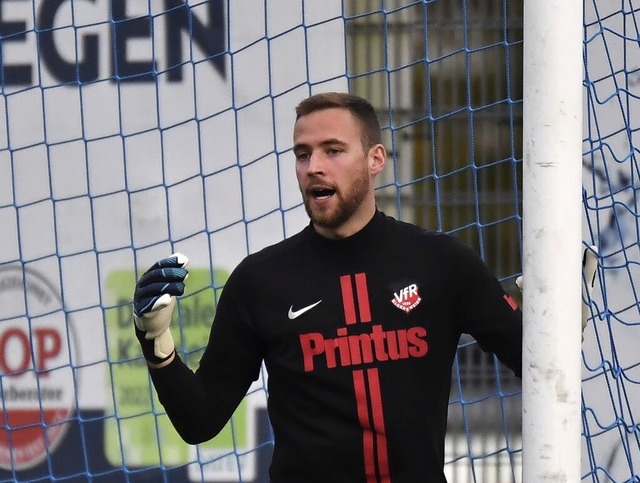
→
(0, 0, 346, 480)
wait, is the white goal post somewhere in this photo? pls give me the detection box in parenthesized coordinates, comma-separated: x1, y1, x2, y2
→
(522, 0, 584, 481)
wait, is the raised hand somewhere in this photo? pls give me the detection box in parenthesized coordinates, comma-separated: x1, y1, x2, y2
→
(133, 253, 189, 364)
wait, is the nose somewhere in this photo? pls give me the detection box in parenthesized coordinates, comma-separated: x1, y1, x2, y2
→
(306, 151, 325, 175)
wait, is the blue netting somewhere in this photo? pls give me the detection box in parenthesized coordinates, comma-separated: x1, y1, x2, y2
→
(0, 1, 637, 482)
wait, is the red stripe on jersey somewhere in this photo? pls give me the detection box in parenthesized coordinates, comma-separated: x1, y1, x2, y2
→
(503, 294, 519, 311)
(355, 273, 371, 323)
(353, 368, 390, 483)
(353, 369, 377, 483)
(341, 275, 357, 325)
(367, 368, 390, 482)
(348, 275, 389, 481)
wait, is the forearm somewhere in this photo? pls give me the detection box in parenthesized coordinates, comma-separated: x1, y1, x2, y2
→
(149, 354, 251, 445)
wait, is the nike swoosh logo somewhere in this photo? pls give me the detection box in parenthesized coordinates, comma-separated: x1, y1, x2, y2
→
(288, 300, 322, 320)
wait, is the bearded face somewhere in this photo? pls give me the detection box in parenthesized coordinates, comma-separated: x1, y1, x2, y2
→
(302, 160, 371, 229)
(293, 107, 385, 239)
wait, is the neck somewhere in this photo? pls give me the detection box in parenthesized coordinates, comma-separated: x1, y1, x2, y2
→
(313, 199, 377, 240)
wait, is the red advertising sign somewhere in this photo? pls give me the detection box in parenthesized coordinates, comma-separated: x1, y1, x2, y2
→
(0, 266, 76, 470)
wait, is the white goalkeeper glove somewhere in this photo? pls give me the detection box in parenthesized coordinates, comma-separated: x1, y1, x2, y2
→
(581, 245, 599, 337)
(516, 245, 598, 341)
(133, 253, 189, 364)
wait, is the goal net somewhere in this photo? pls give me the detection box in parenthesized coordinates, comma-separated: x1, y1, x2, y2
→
(0, 1, 636, 482)
(581, 1, 640, 480)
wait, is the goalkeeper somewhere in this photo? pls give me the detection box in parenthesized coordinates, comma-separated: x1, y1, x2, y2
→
(133, 92, 597, 482)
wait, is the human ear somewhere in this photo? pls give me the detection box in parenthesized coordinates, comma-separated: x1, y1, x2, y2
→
(369, 144, 386, 174)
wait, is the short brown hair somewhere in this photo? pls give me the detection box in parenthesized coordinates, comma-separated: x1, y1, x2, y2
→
(295, 92, 382, 149)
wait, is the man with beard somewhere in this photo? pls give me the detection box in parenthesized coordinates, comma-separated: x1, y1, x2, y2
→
(132, 92, 587, 482)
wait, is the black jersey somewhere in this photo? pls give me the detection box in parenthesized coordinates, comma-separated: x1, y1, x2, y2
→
(150, 210, 522, 483)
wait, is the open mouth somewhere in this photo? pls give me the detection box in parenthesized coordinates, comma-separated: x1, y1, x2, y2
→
(311, 188, 336, 200)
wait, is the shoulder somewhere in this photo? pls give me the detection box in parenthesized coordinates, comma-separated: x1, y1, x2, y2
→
(249, 229, 308, 262)
(231, 228, 308, 277)
(382, 213, 461, 248)
(380, 213, 484, 267)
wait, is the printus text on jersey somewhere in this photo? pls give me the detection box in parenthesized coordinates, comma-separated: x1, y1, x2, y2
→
(299, 273, 428, 372)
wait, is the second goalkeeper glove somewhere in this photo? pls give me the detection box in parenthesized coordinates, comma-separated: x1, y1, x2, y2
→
(581, 245, 598, 338)
(515, 245, 599, 340)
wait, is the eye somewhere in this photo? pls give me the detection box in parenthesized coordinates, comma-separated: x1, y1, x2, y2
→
(295, 151, 310, 161)
(327, 147, 342, 156)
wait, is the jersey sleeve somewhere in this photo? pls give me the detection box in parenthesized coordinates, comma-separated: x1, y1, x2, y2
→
(148, 259, 264, 444)
(449, 236, 523, 377)
(197, 258, 264, 383)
